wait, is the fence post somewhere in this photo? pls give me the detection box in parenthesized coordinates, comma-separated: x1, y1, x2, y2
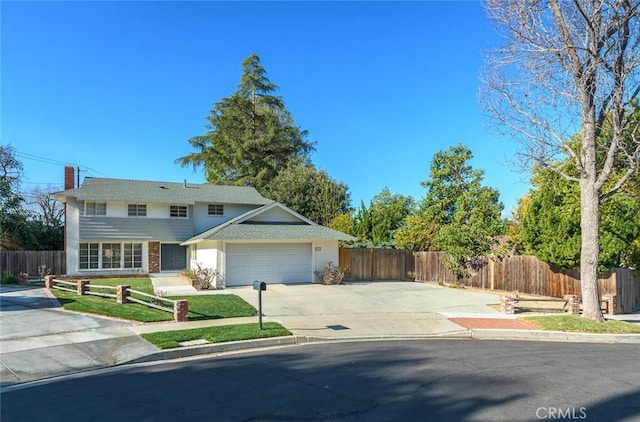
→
(174, 300, 189, 322)
(44, 275, 55, 289)
(77, 279, 90, 295)
(603, 295, 617, 315)
(500, 295, 516, 314)
(488, 259, 495, 290)
(563, 295, 581, 314)
(117, 285, 130, 304)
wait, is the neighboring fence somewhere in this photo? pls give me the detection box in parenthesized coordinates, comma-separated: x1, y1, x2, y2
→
(339, 248, 414, 281)
(415, 252, 640, 314)
(0, 250, 66, 277)
(45, 276, 189, 322)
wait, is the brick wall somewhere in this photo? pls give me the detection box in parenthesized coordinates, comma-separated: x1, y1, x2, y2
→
(149, 242, 160, 273)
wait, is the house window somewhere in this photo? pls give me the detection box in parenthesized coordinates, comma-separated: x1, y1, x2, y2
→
(101, 243, 122, 269)
(128, 204, 147, 217)
(79, 242, 143, 270)
(79, 243, 99, 269)
(170, 205, 188, 218)
(85, 202, 106, 216)
(208, 204, 224, 216)
(123, 243, 143, 268)
(190, 244, 197, 261)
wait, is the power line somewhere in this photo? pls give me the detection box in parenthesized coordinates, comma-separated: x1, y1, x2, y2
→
(15, 150, 110, 177)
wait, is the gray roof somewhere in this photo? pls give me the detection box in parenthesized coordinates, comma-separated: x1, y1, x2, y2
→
(192, 224, 357, 241)
(53, 177, 273, 206)
(182, 202, 357, 244)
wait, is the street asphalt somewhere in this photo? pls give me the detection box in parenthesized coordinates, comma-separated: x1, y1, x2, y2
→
(1, 277, 639, 389)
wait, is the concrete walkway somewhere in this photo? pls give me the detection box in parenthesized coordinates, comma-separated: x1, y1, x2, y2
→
(2, 278, 639, 389)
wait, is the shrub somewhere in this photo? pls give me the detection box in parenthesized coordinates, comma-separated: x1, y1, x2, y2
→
(314, 262, 346, 285)
(191, 262, 222, 290)
(1, 271, 19, 285)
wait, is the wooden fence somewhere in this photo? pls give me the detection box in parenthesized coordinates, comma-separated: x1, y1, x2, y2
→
(339, 248, 414, 281)
(0, 250, 66, 277)
(415, 252, 640, 314)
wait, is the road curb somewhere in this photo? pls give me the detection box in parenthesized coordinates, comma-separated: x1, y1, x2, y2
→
(293, 330, 473, 343)
(129, 335, 299, 363)
(470, 329, 640, 343)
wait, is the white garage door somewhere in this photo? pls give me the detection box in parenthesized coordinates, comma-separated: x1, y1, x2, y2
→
(226, 243, 312, 286)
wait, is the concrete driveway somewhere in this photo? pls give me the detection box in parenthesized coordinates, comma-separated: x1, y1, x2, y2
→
(230, 281, 503, 339)
(0, 285, 157, 386)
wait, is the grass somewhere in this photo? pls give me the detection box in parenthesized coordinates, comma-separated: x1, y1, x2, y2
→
(141, 322, 291, 349)
(50, 278, 256, 323)
(521, 315, 640, 334)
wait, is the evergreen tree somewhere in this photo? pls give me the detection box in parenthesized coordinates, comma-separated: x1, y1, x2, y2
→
(177, 54, 315, 190)
(519, 166, 640, 270)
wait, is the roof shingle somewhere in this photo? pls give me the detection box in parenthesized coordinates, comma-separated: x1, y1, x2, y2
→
(53, 177, 273, 205)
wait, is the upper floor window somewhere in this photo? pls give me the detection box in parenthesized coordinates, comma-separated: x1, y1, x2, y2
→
(170, 205, 188, 218)
(208, 204, 224, 216)
(128, 204, 147, 217)
(85, 202, 106, 216)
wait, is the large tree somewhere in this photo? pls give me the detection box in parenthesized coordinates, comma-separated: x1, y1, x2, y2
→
(482, 0, 640, 321)
(261, 164, 351, 226)
(0, 145, 33, 250)
(177, 54, 315, 190)
(396, 145, 504, 275)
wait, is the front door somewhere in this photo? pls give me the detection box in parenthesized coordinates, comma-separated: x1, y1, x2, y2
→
(160, 244, 187, 272)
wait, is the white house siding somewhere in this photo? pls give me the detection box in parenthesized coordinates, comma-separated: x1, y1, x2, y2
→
(65, 198, 81, 276)
(312, 240, 340, 277)
(188, 240, 221, 272)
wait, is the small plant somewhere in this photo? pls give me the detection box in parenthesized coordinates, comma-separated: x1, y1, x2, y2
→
(152, 290, 169, 306)
(406, 271, 416, 281)
(38, 265, 52, 280)
(191, 262, 222, 290)
(314, 262, 346, 285)
(1, 271, 19, 285)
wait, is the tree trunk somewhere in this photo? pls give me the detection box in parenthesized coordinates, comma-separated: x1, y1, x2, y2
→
(579, 179, 605, 322)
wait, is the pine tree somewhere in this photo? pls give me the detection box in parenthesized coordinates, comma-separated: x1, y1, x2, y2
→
(177, 54, 315, 189)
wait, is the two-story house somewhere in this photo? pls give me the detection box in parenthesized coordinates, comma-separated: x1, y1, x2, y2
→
(53, 168, 355, 287)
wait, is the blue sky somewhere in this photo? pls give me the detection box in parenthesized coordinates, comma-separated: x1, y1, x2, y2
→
(2, 1, 529, 215)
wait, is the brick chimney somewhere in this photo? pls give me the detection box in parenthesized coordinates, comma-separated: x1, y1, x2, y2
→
(64, 166, 75, 189)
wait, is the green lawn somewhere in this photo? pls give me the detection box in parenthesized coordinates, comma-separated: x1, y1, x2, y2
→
(521, 315, 640, 334)
(50, 278, 256, 323)
(141, 322, 291, 349)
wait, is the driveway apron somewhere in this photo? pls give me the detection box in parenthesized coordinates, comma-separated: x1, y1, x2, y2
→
(229, 281, 503, 339)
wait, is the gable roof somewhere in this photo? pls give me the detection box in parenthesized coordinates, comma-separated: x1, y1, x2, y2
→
(182, 202, 356, 244)
(53, 177, 273, 206)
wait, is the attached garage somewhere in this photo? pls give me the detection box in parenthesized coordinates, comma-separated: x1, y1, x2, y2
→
(226, 243, 312, 286)
(180, 202, 357, 288)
